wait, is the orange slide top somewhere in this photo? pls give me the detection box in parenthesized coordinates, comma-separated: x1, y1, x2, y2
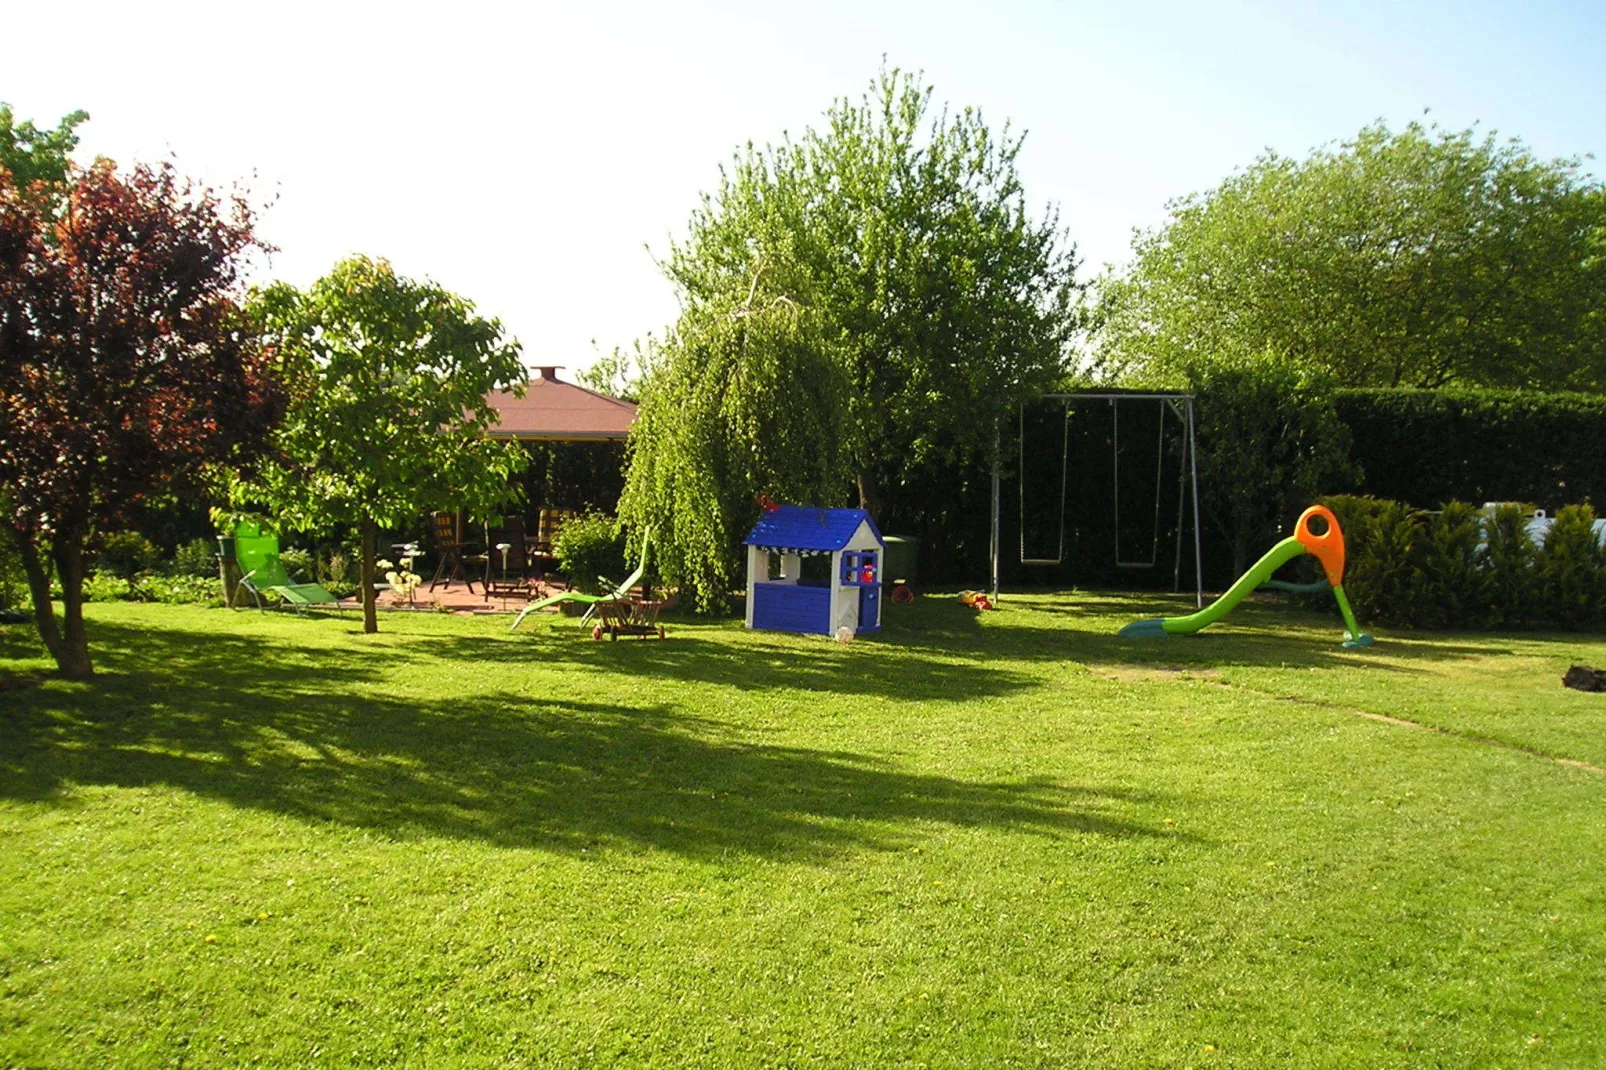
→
(1294, 504, 1346, 588)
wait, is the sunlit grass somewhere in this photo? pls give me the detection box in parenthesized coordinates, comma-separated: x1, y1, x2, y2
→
(2, 594, 1603, 1066)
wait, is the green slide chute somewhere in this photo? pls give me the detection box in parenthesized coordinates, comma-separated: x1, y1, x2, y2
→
(1119, 536, 1305, 637)
(1118, 504, 1374, 647)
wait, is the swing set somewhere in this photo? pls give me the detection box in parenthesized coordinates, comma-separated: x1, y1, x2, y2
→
(990, 391, 1203, 607)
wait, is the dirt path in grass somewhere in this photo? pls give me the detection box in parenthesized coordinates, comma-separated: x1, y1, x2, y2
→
(1093, 664, 1605, 776)
(1260, 687, 1606, 776)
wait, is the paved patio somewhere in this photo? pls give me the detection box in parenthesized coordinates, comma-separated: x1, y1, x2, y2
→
(377, 576, 573, 616)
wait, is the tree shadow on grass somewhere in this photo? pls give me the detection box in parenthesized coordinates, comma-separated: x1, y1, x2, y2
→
(0, 619, 1182, 862)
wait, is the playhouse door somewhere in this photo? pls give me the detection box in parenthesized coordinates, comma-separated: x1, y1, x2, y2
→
(833, 593, 859, 636)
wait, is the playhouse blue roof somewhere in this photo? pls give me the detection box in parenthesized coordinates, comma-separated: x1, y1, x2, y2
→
(742, 506, 883, 552)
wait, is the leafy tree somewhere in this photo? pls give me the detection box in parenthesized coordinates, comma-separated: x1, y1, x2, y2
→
(627, 67, 1081, 608)
(0, 104, 89, 201)
(618, 257, 854, 611)
(0, 161, 277, 678)
(1191, 358, 1355, 575)
(1096, 121, 1606, 390)
(240, 256, 527, 633)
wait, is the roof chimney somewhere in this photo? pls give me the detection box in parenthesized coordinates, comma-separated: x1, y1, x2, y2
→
(534, 365, 562, 382)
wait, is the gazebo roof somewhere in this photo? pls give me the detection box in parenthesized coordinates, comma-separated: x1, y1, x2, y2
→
(484, 367, 636, 441)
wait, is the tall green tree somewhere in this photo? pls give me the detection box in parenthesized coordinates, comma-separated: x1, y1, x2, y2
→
(625, 67, 1081, 608)
(241, 257, 527, 633)
(1095, 121, 1606, 390)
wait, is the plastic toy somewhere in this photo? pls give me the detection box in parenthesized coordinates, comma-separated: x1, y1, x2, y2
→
(959, 590, 994, 611)
(1118, 505, 1373, 647)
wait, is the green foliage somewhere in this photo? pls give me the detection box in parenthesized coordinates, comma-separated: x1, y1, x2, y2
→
(81, 572, 133, 602)
(171, 538, 220, 579)
(619, 264, 854, 612)
(238, 256, 527, 632)
(551, 513, 627, 595)
(1535, 505, 1604, 630)
(1483, 504, 1536, 627)
(629, 67, 1080, 609)
(0, 104, 88, 200)
(278, 547, 315, 583)
(1413, 501, 1494, 629)
(92, 531, 162, 579)
(1192, 359, 1355, 573)
(1335, 388, 1606, 509)
(1096, 121, 1606, 390)
(81, 571, 223, 607)
(0, 534, 27, 610)
(576, 342, 651, 402)
(1320, 497, 1606, 631)
(1340, 500, 1423, 625)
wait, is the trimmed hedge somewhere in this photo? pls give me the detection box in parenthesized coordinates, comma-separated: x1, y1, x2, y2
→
(1317, 495, 1606, 630)
(1336, 388, 1606, 510)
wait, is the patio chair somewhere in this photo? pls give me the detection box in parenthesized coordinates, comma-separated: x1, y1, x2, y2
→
(231, 523, 345, 612)
(509, 526, 653, 631)
(484, 515, 534, 602)
(428, 511, 487, 593)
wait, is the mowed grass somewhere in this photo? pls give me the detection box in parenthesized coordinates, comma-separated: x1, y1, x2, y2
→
(2, 594, 1605, 1068)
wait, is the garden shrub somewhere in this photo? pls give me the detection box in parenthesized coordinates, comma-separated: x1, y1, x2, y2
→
(1483, 504, 1536, 628)
(1313, 496, 1606, 631)
(93, 531, 162, 578)
(278, 547, 316, 582)
(0, 536, 28, 611)
(171, 537, 220, 578)
(1412, 501, 1493, 629)
(1534, 504, 1604, 630)
(317, 550, 358, 598)
(1341, 499, 1424, 626)
(552, 513, 627, 595)
(83, 572, 134, 602)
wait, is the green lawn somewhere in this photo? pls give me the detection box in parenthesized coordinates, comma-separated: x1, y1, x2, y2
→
(2, 595, 1604, 1067)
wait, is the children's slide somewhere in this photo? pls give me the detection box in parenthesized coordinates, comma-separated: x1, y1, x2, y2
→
(1119, 505, 1373, 647)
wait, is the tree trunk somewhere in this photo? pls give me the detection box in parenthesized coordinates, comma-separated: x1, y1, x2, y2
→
(9, 525, 66, 669)
(50, 533, 94, 679)
(360, 516, 379, 634)
(855, 469, 882, 524)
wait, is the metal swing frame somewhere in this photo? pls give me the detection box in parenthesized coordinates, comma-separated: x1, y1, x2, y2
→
(993, 391, 1203, 609)
(1018, 401, 1070, 566)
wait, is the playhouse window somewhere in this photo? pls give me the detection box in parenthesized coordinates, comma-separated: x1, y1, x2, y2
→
(800, 554, 831, 584)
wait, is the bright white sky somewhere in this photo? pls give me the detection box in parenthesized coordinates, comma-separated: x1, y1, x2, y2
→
(5, 0, 1602, 375)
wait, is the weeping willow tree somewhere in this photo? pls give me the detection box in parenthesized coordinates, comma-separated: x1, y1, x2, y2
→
(621, 67, 1080, 611)
(618, 261, 853, 612)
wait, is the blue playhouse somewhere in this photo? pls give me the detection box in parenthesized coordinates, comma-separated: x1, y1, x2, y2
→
(743, 505, 884, 637)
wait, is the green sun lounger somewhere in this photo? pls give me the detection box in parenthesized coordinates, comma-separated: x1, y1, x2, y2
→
(510, 527, 652, 631)
(231, 523, 345, 612)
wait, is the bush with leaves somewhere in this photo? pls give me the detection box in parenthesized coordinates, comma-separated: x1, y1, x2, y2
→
(1411, 501, 1494, 629)
(92, 531, 162, 579)
(1483, 504, 1537, 627)
(552, 513, 628, 596)
(1535, 505, 1604, 630)
(171, 537, 219, 578)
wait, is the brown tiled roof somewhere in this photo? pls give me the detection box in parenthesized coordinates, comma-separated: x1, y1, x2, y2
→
(484, 367, 636, 441)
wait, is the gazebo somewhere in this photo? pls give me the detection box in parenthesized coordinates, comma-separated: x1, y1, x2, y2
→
(483, 366, 636, 442)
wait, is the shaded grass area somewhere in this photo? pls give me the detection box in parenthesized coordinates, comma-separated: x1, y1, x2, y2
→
(2, 596, 1605, 1067)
